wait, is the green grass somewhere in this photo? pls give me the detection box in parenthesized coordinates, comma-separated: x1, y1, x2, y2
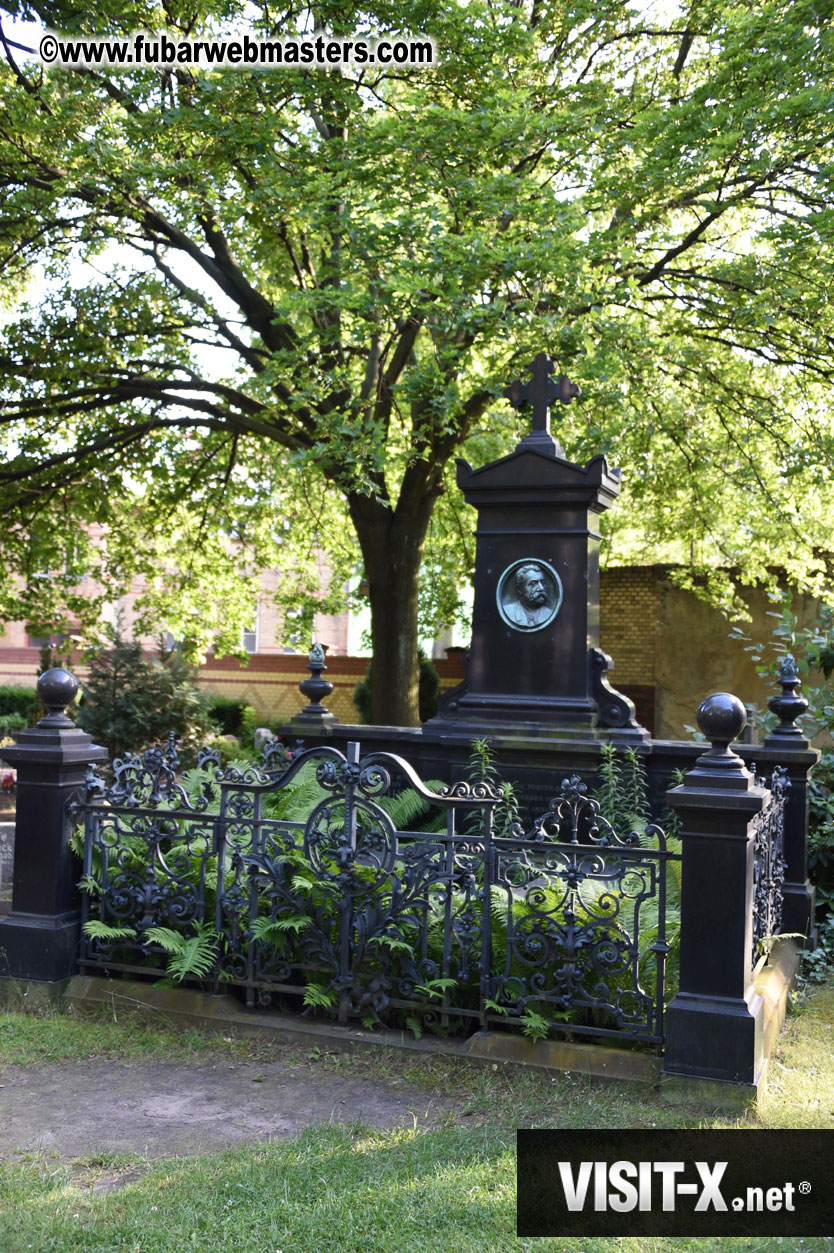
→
(3, 1127, 833, 1253)
(0, 975, 833, 1251)
(756, 981, 834, 1129)
(0, 1005, 278, 1067)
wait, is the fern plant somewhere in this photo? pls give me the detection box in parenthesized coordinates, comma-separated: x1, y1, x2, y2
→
(261, 761, 331, 822)
(520, 1008, 551, 1042)
(375, 780, 448, 833)
(82, 921, 138, 943)
(73, 733, 684, 1040)
(143, 922, 220, 984)
(302, 983, 338, 1010)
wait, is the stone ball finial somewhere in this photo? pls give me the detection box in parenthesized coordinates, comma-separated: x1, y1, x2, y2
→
(696, 692, 747, 750)
(36, 667, 79, 726)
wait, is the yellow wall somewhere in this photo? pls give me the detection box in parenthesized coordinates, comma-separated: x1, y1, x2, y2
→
(599, 566, 821, 738)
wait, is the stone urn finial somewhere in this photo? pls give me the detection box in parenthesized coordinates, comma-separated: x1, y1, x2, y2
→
(767, 653, 808, 738)
(294, 642, 338, 727)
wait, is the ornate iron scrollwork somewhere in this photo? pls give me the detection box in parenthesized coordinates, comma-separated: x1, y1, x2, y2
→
(752, 766, 789, 950)
(512, 774, 658, 848)
(71, 737, 674, 1046)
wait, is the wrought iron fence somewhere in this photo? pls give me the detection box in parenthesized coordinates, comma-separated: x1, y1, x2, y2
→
(72, 738, 681, 1047)
(752, 766, 790, 951)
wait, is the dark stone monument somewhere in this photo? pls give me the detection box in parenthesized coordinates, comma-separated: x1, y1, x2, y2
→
(423, 352, 648, 744)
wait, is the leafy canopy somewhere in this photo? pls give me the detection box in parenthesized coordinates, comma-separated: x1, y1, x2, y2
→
(0, 0, 833, 671)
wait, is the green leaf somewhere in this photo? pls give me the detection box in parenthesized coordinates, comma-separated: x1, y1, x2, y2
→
(302, 984, 338, 1010)
(82, 921, 137, 942)
(251, 915, 312, 941)
(520, 1009, 551, 1043)
(405, 1016, 423, 1040)
(365, 935, 414, 955)
(413, 978, 458, 1000)
(143, 923, 219, 983)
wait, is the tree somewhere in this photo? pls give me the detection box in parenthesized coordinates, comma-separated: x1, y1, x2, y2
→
(1, 0, 834, 724)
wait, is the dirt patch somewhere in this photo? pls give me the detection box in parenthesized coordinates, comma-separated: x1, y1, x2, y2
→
(0, 1054, 463, 1169)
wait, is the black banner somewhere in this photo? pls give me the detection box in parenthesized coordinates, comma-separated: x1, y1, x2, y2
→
(517, 1130, 834, 1237)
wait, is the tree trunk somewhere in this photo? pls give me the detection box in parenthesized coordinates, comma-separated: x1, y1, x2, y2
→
(349, 467, 441, 727)
(366, 545, 422, 726)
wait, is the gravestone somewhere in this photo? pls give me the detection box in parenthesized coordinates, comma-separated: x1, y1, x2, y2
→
(423, 352, 648, 744)
(0, 823, 13, 903)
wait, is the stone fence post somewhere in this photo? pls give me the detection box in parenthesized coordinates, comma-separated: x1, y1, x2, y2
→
(662, 693, 768, 1089)
(0, 669, 107, 996)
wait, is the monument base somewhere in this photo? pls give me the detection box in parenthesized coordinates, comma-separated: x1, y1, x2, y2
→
(423, 647, 651, 754)
(422, 711, 651, 745)
(279, 719, 652, 826)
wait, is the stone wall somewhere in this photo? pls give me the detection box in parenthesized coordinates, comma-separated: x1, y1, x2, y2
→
(598, 566, 658, 687)
(599, 566, 822, 739)
(0, 650, 466, 729)
(196, 653, 472, 725)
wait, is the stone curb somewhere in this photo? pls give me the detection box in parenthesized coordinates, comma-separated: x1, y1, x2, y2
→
(64, 974, 661, 1086)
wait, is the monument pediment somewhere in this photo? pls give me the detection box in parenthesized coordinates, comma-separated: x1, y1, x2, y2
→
(456, 449, 621, 509)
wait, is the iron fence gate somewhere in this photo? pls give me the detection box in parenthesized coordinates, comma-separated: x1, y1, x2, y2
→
(73, 738, 685, 1048)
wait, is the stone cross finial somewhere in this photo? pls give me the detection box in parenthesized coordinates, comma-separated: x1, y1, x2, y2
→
(505, 353, 580, 455)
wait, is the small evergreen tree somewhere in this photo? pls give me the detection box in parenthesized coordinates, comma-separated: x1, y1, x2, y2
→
(77, 628, 213, 759)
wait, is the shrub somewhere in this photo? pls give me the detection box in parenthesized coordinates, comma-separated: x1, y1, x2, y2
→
(204, 735, 249, 768)
(0, 712, 27, 741)
(595, 743, 651, 839)
(732, 596, 834, 925)
(0, 685, 38, 722)
(239, 704, 260, 747)
(206, 696, 249, 738)
(724, 598, 834, 981)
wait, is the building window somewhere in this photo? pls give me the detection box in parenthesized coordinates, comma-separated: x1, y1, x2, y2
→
(242, 604, 259, 654)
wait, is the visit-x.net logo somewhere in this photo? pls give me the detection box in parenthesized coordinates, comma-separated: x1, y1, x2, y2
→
(517, 1130, 833, 1237)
